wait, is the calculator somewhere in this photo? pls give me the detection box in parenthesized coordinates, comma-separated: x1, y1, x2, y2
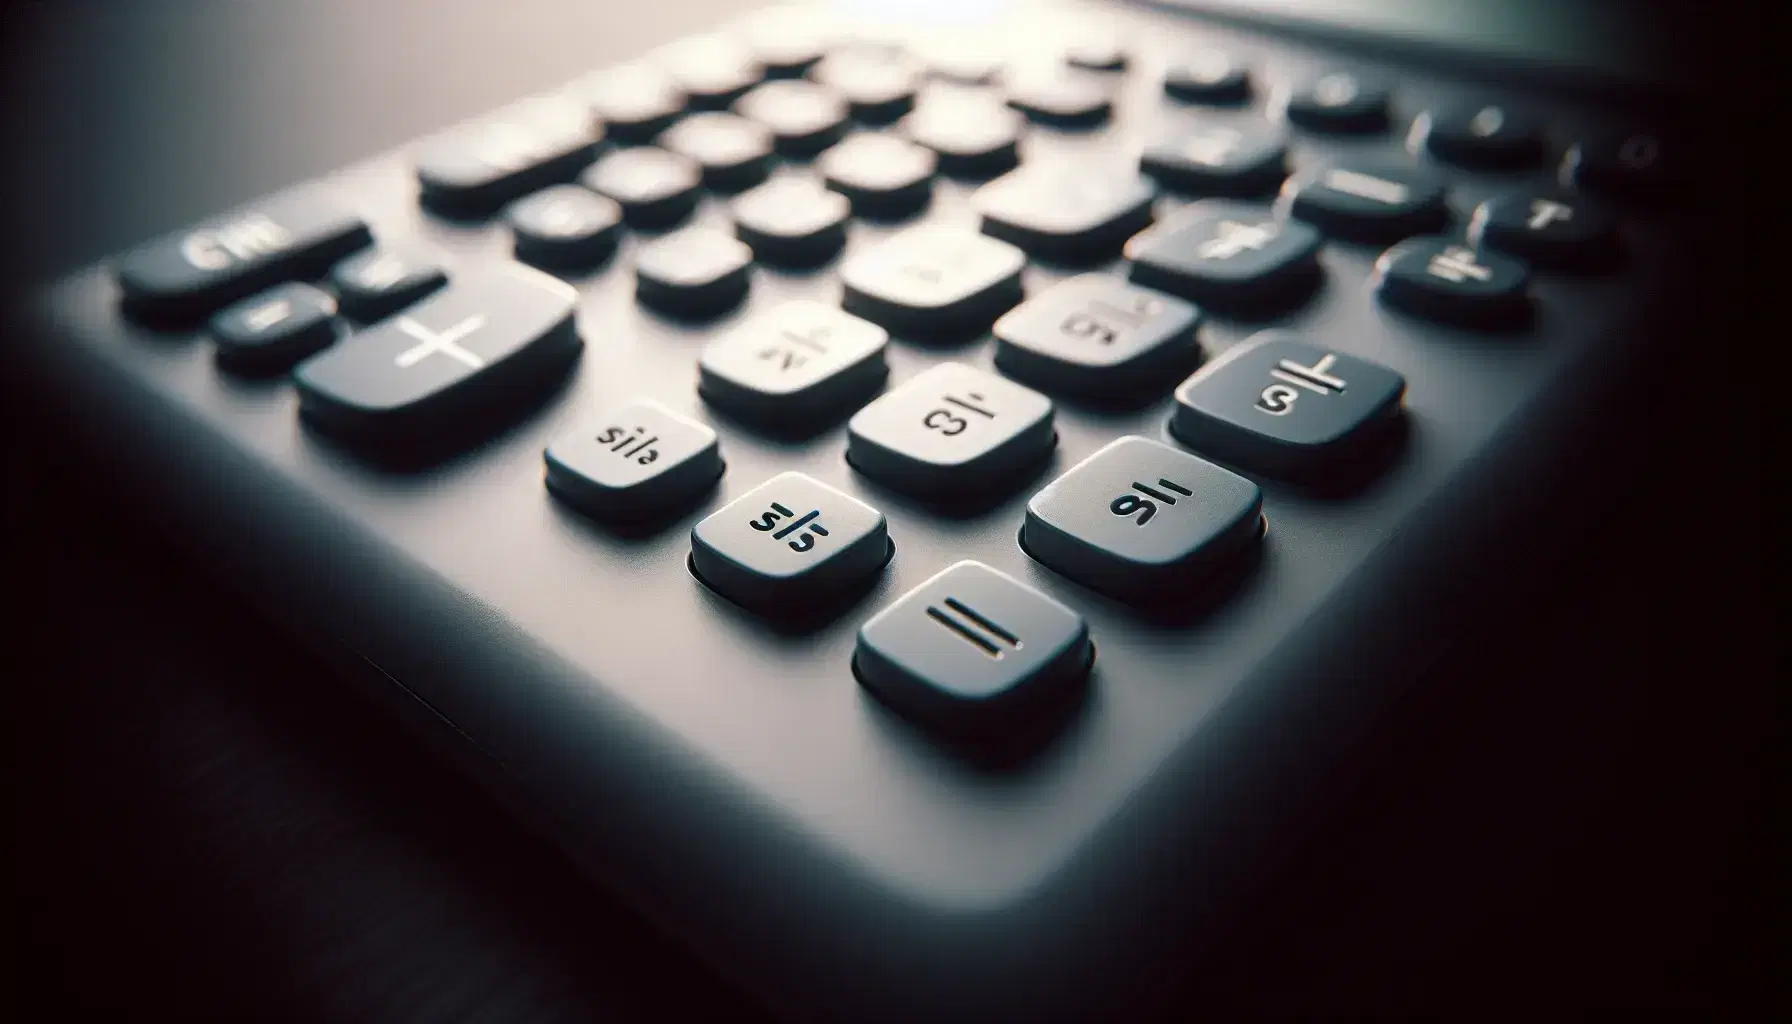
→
(13, 0, 1700, 1020)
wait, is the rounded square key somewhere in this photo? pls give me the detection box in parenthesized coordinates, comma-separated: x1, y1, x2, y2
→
(1282, 71, 1390, 133)
(1005, 71, 1112, 127)
(658, 34, 763, 110)
(1140, 122, 1288, 198)
(1410, 100, 1543, 171)
(900, 88, 1024, 178)
(992, 274, 1201, 399)
(733, 80, 850, 156)
(584, 64, 685, 143)
(544, 400, 723, 520)
(973, 164, 1155, 262)
(579, 147, 702, 229)
(506, 184, 623, 269)
(691, 471, 889, 616)
(635, 228, 753, 319)
(1064, 30, 1128, 71)
(741, 6, 835, 77)
(1282, 160, 1448, 244)
(1171, 331, 1405, 481)
(1468, 191, 1619, 271)
(1124, 200, 1321, 312)
(855, 561, 1092, 737)
(658, 113, 774, 192)
(1022, 435, 1262, 601)
(328, 247, 448, 323)
(1563, 126, 1685, 206)
(729, 176, 851, 266)
(210, 282, 339, 375)
(840, 226, 1025, 337)
(413, 97, 601, 215)
(809, 44, 922, 123)
(699, 300, 888, 425)
(1163, 49, 1252, 105)
(817, 133, 936, 218)
(1373, 238, 1530, 329)
(847, 363, 1055, 498)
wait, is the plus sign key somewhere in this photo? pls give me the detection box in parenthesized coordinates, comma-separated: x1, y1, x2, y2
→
(1125, 200, 1321, 312)
(1373, 238, 1530, 328)
(294, 264, 579, 444)
(691, 471, 889, 619)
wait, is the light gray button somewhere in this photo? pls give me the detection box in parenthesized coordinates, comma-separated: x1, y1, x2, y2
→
(691, 471, 889, 616)
(992, 274, 1201, 398)
(698, 300, 888, 425)
(544, 400, 723, 520)
(847, 362, 1054, 498)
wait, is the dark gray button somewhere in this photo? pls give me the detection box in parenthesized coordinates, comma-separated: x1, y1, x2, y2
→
(847, 363, 1055, 498)
(1469, 191, 1619, 271)
(1283, 160, 1448, 243)
(1140, 122, 1288, 197)
(294, 265, 580, 442)
(414, 98, 600, 215)
(1171, 332, 1405, 481)
(1373, 238, 1530, 328)
(1005, 71, 1112, 127)
(733, 80, 850, 156)
(840, 226, 1026, 336)
(579, 147, 702, 229)
(901, 88, 1024, 178)
(1563, 127, 1685, 205)
(1023, 435, 1263, 601)
(658, 113, 775, 192)
(729, 176, 851, 266)
(855, 561, 1091, 736)
(1284, 72, 1390, 133)
(659, 35, 763, 110)
(1124, 200, 1321, 312)
(690, 471, 889, 616)
(699, 301, 888, 425)
(114, 190, 371, 325)
(810, 44, 922, 123)
(634, 228, 754, 318)
(993, 274, 1201, 399)
(1163, 49, 1251, 104)
(1411, 101, 1543, 170)
(817, 133, 936, 218)
(544, 400, 723, 520)
(210, 282, 339, 375)
(506, 185, 623, 269)
(328, 247, 449, 323)
(584, 64, 685, 144)
(973, 164, 1155, 262)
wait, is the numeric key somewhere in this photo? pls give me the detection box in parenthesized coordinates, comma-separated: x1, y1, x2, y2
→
(634, 228, 754, 318)
(414, 98, 600, 215)
(901, 88, 1025, 178)
(658, 113, 775, 192)
(544, 400, 723, 520)
(847, 363, 1055, 498)
(733, 80, 850, 156)
(579, 147, 703, 229)
(817, 133, 936, 218)
(993, 275, 1201, 399)
(506, 185, 623, 269)
(690, 471, 889, 618)
(699, 301, 888, 425)
(840, 226, 1025, 337)
(729, 176, 850, 266)
(810, 45, 922, 123)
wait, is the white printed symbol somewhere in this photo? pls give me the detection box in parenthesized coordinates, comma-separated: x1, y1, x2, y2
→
(1256, 352, 1346, 416)
(1469, 106, 1505, 137)
(1312, 73, 1358, 107)
(394, 313, 488, 370)
(1527, 199, 1574, 230)
(1618, 134, 1660, 170)
(179, 214, 293, 271)
(1198, 220, 1278, 260)
(1181, 128, 1241, 167)
(1426, 246, 1492, 284)
(242, 298, 292, 332)
(1323, 168, 1409, 205)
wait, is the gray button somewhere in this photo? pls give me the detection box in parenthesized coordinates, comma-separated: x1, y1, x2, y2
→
(856, 560, 1091, 735)
(634, 227, 753, 319)
(210, 281, 340, 375)
(544, 400, 723, 520)
(992, 274, 1201, 399)
(840, 225, 1025, 336)
(328, 246, 448, 323)
(698, 301, 888, 426)
(1023, 435, 1262, 601)
(1124, 200, 1320, 313)
(691, 471, 889, 616)
(847, 363, 1055, 498)
(973, 163, 1155, 262)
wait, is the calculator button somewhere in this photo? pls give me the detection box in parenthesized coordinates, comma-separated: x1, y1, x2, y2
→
(657, 113, 775, 192)
(1283, 160, 1448, 243)
(847, 363, 1055, 498)
(1171, 332, 1405, 481)
(585, 65, 685, 144)
(817, 133, 936, 218)
(1140, 122, 1289, 197)
(690, 471, 889, 616)
(810, 45, 922, 123)
(733, 80, 850, 156)
(841, 226, 1026, 336)
(210, 282, 339, 375)
(924, 44, 1003, 85)
(1373, 238, 1531, 328)
(1064, 32, 1128, 71)
(993, 275, 1201, 399)
(1468, 191, 1618, 270)
(973, 165, 1155, 262)
(506, 185, 623, 269)
(1564, 128, 1685, 205)
(544, 400, 723, 520)
(328, 247, 448, 323)
(1022, 436, 1263, 601)
(1163, 49, 1251, 104)
(698, 301, 888, 425)
(1124, 200, 1321, 312)
(634, 228, 754, 319)
(729, 176, 851, 266)
(1412, 101, 1543, 170)
(741, 8, 833, 78)
(659, 35, 762, 110)
(579, 147, 702, 229)
(901, 88, 1025, 178)
(1284, 72, 1390, 133)
(413, 98, 600, 215)
(1005, 71, 1112, 127)
(855, 561, 1091, 736)
(294, 265, 579, 442)
(114, 191, 371, 324)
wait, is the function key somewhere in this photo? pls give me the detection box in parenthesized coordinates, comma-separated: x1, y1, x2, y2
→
(1022, 435, 1263, 603)
(634, 228, 753, 319)
(1283, 160, 1448, 243)
(1005, 71, 1112, 127)
(740, 6, 834, 78)
(1163, 49, 1251, 104)
(817, 133, 936, 218)
(847, 363, 1055, 498)
(328, 247, 448, 323)
(544, 400, 723, 521)
(293, 265, 579, 444)
(1373, 238, 1531, 328)
(1064, 31, 1128, 72)
(659, 35, 763, 110)
(506, 185, 622, 269)
(1468, 191, 1619, 270)
(1283, 72, 1390, 133)
(579, 146, 702, 229)
(973, 164, 1155, 263)
(992, 274, 1201, 399)
(733, 80, 850, 156)
(810, 44, 922, 123)
(413, 98, 600, 216)
(657, 112, 775, 192)
(855, 561, 1092, 739)
(1140, 121, 1289, 197)
(698, 300, 888, 426)
(114, 190, 371, 325)
(729, 176, 850, 267)
(690, 471, 890, 619)
(585, 65, 685, 144)
(1125, 200, 1321, 312)
(1412, 101, 1543, 170)
(901, 88, 1025, 178)
(1564, 127, 1686, 205)
(840, 226, 1025, 337)
(1171, 331, 1406, 481)
(210, 282, 339, 375)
